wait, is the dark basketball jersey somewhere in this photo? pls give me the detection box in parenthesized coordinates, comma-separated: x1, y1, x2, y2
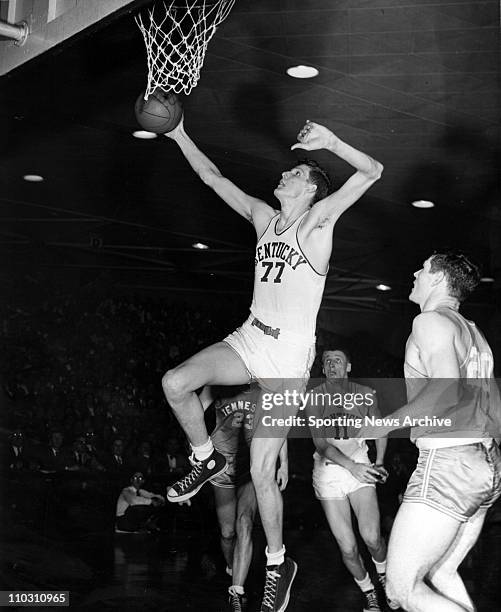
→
(211, 387, 260, 455)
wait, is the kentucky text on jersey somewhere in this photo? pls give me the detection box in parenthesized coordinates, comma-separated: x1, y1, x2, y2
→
(254, 241, 307, 270)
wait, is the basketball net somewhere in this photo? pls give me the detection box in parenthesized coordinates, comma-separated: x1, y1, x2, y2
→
(136, 0, 236, 99)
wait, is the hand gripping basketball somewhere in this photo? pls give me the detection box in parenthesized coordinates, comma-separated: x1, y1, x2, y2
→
(135, 88, 183, 134)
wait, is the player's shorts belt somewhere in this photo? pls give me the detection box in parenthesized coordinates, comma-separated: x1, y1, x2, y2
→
(251, 317, 280, 339)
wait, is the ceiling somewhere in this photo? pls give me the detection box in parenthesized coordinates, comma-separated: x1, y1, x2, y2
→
(1, 0, 499, 321)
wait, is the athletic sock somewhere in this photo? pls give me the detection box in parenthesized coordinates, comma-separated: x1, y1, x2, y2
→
(229, 585, 245, 596)
(266, 545, 285, 567)
(354, 572, 374, 593)
(191, 438, 214, 461)
(372, 557, 386, 575)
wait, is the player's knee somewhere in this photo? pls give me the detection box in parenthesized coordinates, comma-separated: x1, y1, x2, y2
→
(359, 527, 381, 551)
(339, 542, 359, 563)
(428, 566, 455, 590)
(162, 368, 189, 405)
(220, 526, 236, 542)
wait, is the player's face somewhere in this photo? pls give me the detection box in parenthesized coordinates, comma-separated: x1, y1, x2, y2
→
(409, 257, 435, 304)
(323, 350, 350, 379)
(274, 164, 315, 199)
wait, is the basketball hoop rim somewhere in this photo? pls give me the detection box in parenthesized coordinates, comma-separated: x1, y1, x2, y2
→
(172, 1, 229, 7)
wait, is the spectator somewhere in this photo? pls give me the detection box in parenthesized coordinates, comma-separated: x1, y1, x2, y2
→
(115, 471, 165, 533)
(3, 429, 32, 471)
(83, 430, 103, 463)
(38, 430, 71, 473)
(65, 436, 104, 472)
(103, 438, 128, 477)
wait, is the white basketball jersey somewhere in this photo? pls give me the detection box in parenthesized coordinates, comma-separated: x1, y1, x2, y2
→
(251, 212, 327, 338)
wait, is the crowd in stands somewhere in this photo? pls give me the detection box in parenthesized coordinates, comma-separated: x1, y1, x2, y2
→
(1, 291, 412, 535)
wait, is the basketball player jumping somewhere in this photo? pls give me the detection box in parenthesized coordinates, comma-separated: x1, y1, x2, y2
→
(162, 118, 383, 612)
(362, 251, 501, 611)
(202, 384, 288, 612)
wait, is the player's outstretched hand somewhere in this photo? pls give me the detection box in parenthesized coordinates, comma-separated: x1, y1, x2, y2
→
(164, 115, 185, 140)
(291, 120, 338, 152)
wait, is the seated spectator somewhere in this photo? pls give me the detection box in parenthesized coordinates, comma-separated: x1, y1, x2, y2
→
(38, 430, 72, 473)
(3, 429, 33, 471)
(83, 430, 104, 463)
(115, 471, 165, 533)
(65, 436, 105, 472)
(103, 437, 128, 477)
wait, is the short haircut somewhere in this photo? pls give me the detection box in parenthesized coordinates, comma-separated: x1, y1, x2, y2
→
(300, 159, 331, 205)
(322, 348, 351, 363)
(429, 250, 481, 302)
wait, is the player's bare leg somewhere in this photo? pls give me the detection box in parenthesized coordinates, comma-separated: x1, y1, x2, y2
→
(321, 496, 381, 610)
(427, 508, 487, 611)
(251, 435, 296, 612)
(213, 479, 256, 611)
(321, 497, 366, 578)
(250, 436, 285, 554)
(350, 486, 396, 609)
(213, 486, 237, 572)
(232, 481, 257, 587)
(163, 342, 249, 502)
(386, 502, 469, 611)
(163, 342, 250, 445)
(350, 487, 387, 562)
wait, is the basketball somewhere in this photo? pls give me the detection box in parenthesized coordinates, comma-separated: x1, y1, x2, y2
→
(134, 88, 183, 134)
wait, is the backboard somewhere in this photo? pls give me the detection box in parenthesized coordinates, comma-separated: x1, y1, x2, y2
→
(0, 0, 149, 75)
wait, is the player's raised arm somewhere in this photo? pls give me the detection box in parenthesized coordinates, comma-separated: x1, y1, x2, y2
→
(165, 118, 275, 230)
(291, 121, 383, 227)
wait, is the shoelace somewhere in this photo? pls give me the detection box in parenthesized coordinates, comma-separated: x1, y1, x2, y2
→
(176, 458, 202, 492)
(229, 592, 243, 612)
(366, 590, 379, 610)
(262, 568, 280, 609)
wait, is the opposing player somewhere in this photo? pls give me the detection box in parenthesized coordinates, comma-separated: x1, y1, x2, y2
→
(306, 349, 393, 612)
(162, 117, 383, 612)
(205, 385, 288, 611)
(363, 251, 501, 611)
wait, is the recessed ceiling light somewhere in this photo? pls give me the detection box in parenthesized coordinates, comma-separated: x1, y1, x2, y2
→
(286, 65, 319, 79)
(132, 130, 158, 140)
(23, 174, 44, 182)
(192, 242, 209, 250)
(480, 277, 495, 283)
(376, 284, 392, 291)
(412, 199, 435, 209)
